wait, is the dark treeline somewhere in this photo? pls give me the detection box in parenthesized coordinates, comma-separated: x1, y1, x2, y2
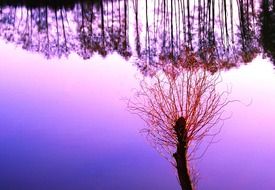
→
(134, 0, 260, 74)
(0, 0, 102, 9)
(76, 0, 131, 59)
(259, 0, 275, 63)
(0, 0, 273, 73)
(0, 0, 131, 58)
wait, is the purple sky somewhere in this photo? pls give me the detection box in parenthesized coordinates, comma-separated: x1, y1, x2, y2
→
(1, 41, 275, 190)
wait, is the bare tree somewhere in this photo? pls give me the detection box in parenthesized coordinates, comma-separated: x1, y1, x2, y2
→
(128, 56, 231, 189)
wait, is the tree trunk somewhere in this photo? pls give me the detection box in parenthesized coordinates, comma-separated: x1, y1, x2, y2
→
(173, 117, 193, 190)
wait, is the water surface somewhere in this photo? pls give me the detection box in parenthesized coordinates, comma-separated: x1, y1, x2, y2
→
(0, 1, 275, 190)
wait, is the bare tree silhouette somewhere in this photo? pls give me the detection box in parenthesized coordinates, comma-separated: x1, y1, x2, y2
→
(128, 54, 231, 189)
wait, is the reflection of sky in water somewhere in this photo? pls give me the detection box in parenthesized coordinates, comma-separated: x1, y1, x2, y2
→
(198, 57, 275, 190)
(1, 39, 275, 190)
(0, 42, 178, 190)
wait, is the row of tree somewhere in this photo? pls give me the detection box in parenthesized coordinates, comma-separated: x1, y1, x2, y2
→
(134, 0, 260, 75)
(0, 0, 273, 70)
(0, 0, 131, 58)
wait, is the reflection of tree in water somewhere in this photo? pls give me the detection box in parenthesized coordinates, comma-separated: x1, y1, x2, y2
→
(128, 55, 231, 189)
(0, 0, 83, 9)
(0, 0, 131, 59)
(0, 4, 74, 58)
(236, 0, 258, 63)
(259, 0, 275, 65)
(0, 0, 272, 71)
(76, 0, 131, 59)
(134, 0, 261, 75)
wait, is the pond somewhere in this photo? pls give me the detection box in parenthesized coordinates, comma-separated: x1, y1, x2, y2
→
(0, 1, 275, 190)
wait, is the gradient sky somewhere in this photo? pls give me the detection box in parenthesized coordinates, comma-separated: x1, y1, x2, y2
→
(0, 42, 179, 190)
(1, 40, 275, 190)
